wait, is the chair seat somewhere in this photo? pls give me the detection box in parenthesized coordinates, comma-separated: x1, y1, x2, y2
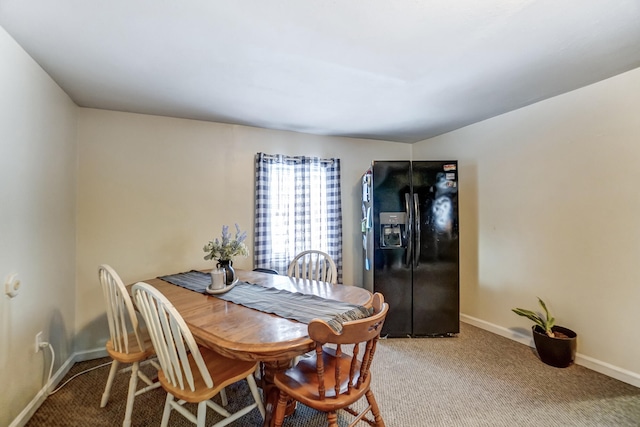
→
(158, 345, 260, 404)
(274, 349, 370, 411)
(106, 329, 155, 364)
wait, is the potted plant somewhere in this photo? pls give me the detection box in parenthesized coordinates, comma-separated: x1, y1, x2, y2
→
(512, 297, 577, 368)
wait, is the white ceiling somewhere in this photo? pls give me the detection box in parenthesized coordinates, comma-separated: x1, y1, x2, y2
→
(2, 1, 640, 143)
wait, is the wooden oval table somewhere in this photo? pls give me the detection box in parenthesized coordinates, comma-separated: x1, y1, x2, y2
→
(133, 269, 373, 427)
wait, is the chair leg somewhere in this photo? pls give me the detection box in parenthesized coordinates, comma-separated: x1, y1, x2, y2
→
(196, 401, 207, 427)
(273, 391, 289, 427)
(122, 361, 140, 427)
(246, 373, 266, 419)
(160, 393, 173, 427)
(219, 387, 228, 406)
(327, 411, 339, 427)
(100, 359, 119, 407)
(365, 390, 385, 427)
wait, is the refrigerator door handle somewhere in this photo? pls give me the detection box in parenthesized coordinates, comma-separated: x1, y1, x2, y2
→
(405, 192, 412, 267)
(414, 193, 420, 267)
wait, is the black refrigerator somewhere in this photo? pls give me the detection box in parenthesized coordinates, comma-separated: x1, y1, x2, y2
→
(361, 161, 459, 337)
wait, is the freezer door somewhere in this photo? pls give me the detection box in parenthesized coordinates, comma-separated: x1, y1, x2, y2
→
(411, 161, 459, 336)
(371, 161, 412, 337)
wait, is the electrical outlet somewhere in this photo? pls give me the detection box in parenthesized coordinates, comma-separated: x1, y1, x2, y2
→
(35, 331, 43, 353)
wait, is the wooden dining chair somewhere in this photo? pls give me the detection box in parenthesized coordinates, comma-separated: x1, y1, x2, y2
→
(287, 250, 338, 284)
(98, 264, 161, 427)
(273, 292, 388, 427)
(131, 282, 265, 427)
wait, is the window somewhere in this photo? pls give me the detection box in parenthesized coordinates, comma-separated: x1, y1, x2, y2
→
(254, 153, 342, 281)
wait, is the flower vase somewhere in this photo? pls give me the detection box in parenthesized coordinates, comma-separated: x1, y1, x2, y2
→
(216, 259, 236, 286)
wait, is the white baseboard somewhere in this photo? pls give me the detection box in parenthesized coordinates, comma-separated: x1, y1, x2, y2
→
(74, 347, 108, 362)
(460, 313, 640, 388)
(9, 347, 108, 427)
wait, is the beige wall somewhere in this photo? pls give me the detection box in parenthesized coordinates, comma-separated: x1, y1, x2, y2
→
(413, 67, 640, 381)
(0, 27, 78, 425)
(75, 109, 411, 350)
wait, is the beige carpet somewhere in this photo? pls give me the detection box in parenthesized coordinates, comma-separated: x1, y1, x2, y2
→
(26, 323, 640, 426)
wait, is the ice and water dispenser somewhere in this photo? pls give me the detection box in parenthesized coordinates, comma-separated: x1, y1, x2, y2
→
(379, 212, 406, 248)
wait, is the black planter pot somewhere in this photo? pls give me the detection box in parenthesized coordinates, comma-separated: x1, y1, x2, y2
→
(532, 325, 577, 368)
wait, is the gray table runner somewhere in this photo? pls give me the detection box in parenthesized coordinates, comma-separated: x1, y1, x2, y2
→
(158, 270, 212, 293)
(158, 270, 371, 332)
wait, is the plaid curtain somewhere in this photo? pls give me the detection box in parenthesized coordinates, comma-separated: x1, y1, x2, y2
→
(254, 153, 343, 282)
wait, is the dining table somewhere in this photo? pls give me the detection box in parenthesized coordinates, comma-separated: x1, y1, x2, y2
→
(130, 269, 374, 427)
